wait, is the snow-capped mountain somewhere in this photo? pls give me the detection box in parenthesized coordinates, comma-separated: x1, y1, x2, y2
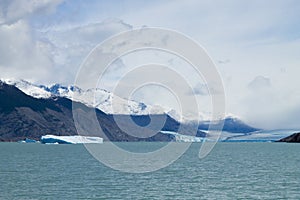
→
(0, 79, 260, 134)
(3, 79, 52, 99)
(1, 79, 165, 115)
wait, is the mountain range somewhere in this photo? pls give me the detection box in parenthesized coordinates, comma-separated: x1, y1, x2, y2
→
(3, 79, 165, 115)
(0, 79, 260, 142)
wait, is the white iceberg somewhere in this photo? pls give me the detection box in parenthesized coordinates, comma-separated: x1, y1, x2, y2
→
(41, 135, 103, 144)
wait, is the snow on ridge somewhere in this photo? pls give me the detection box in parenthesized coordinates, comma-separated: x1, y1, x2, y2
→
(1, 79, 243, 121)
(1, 78, 52, 99)
(1, 79, 165, 115)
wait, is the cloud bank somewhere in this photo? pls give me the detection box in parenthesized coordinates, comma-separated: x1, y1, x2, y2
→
(0, 0, 300, 129)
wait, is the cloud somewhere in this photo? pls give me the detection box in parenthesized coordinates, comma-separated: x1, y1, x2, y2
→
(0, 0, 63, 24)
(0, 20, 55, 83)
(0, 0, 65, 83)
(192, 83, 209, 95)
(189, 82, 222, 96)
(0, 10, 132, 84)
(247, 76, 271, 90)
(0, 0, 300, 129)
(235, 73, 300, 129)
(240, 91, 300, 129)
(40, 19, 132, 84)
(123, 0, 294, 41)
(218, 59, 230, 64)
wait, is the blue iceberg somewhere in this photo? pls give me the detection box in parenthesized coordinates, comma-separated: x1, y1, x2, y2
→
(18, 138, 38, 143)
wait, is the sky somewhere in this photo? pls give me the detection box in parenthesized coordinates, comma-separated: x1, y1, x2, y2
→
(0, 0, 300, 129)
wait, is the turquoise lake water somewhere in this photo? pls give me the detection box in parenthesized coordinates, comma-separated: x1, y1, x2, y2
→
(1, 142, 300, 199)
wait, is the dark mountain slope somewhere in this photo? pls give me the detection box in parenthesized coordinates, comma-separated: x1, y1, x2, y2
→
(0, 82, 173, 142)
(277, 132, 300, 143)
(0, 82, 79, 141)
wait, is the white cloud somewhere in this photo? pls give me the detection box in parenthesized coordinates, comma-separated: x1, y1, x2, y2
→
(0, 20, 55, 83)
(247, 76, 271, 90)
(0, 4, 132, 84)
(0, 0, 63, 24)
(192, 83, 209, 96)
(40, 19, 132, 84)
(239, 88, 300, 130)
(0, 0, 65, 83)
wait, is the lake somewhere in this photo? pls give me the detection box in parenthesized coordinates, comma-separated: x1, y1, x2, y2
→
(1, 142, 300, 199)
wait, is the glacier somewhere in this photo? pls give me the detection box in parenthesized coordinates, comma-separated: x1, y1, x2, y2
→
(161, 129, 298, 143)
(160, 131, 209, 142)
(41, 135, 103, 144)
(219, 129, 299, 142)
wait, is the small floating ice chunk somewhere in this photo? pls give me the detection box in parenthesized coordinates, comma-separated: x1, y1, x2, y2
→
(18, 138, 38, 143)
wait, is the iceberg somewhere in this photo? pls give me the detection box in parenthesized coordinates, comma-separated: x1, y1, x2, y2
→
(41, 135, 103, 144)
(18, 138, 38, 143)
